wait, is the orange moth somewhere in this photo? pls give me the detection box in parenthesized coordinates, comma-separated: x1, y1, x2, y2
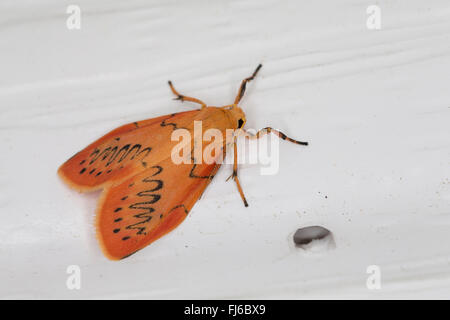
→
(58, 64, 308, 260)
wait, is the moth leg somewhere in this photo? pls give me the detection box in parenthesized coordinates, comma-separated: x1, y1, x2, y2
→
(226, 142, 248, 207)
(234, 64, 263, 105)
(167, 81, 207, 109)
(243, 127, 308, 146)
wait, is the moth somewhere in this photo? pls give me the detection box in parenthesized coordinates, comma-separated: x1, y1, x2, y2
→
(58, 64, 308, 260)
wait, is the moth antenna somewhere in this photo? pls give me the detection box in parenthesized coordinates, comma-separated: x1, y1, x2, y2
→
(234, 64, 263, 105)
(168, 80, 207, 109)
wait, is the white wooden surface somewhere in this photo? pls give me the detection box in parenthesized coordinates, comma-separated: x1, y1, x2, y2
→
(0, 0, 449, 299)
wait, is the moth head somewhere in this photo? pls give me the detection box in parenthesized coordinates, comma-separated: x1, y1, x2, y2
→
(226, 104, 246, 129)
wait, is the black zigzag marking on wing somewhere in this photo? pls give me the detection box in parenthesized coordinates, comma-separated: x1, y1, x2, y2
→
(168, 204, 188, 215)
(126, 165, 164, 236)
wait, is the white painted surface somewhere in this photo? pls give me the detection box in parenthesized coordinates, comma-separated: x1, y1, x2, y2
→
(0, 0, 449, 299)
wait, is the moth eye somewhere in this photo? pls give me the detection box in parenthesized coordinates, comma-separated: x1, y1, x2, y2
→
(238, 119, 244, 128)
